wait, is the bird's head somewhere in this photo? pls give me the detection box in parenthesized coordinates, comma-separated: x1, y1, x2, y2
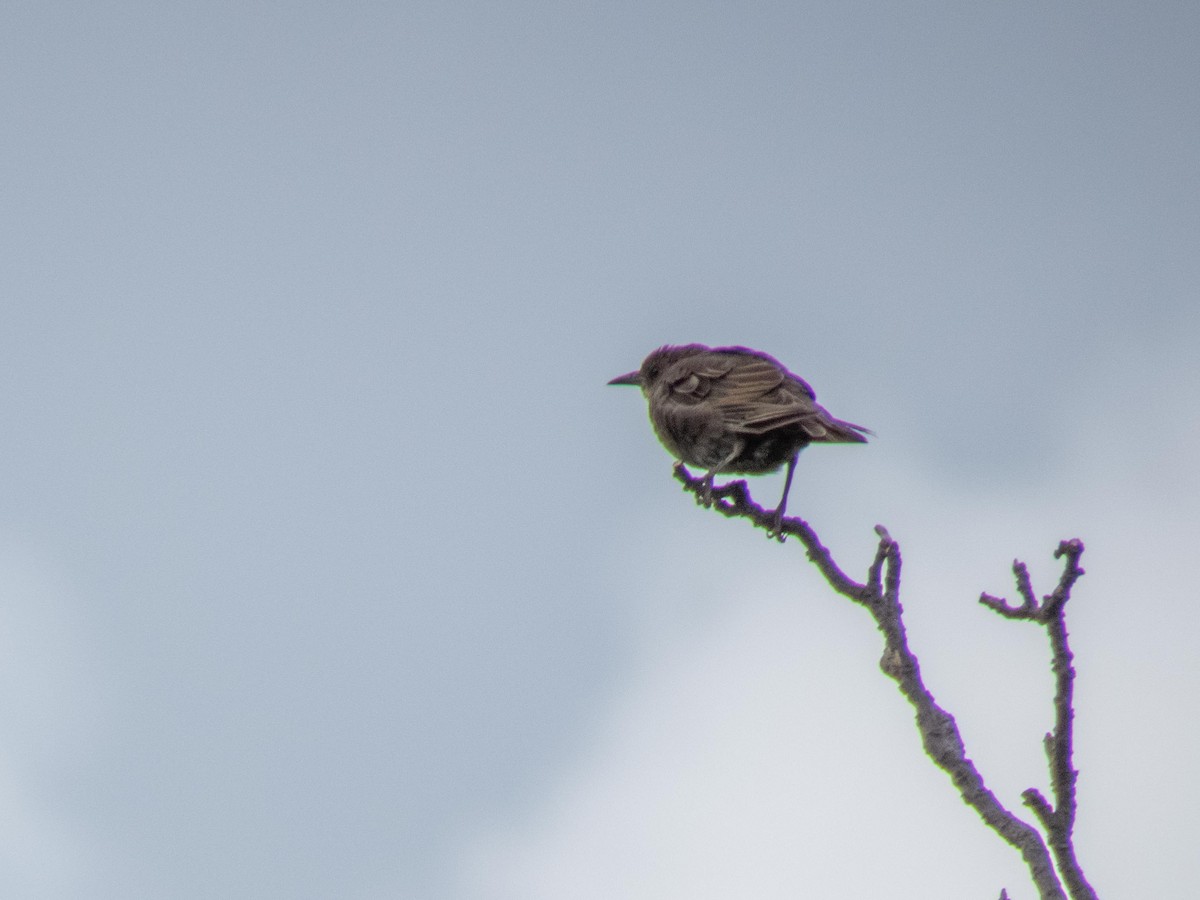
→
(607, 344, 710, 392)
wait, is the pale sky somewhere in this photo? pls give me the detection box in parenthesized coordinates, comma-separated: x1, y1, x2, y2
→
(2, 2, 1198, 897)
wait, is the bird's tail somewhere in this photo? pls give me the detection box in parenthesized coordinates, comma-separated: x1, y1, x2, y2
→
(812, 415, 872, 443)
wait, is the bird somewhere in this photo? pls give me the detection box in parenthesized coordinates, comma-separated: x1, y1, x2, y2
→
(608, 344, 870, 533)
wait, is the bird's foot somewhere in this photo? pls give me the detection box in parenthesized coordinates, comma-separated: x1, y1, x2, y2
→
(766, 507, 787, 542)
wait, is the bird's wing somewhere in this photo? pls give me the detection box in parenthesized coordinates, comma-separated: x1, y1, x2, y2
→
(660, 348, 868, 442)
(737, 396, 872, 442)
(705, 354, 825, 434)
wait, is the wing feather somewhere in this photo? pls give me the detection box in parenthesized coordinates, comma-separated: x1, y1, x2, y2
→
(647, 344, 870, 447)
(707, 353, 818, 432)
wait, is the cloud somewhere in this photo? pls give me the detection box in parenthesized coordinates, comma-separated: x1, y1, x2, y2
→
(0, 543, 105, 898)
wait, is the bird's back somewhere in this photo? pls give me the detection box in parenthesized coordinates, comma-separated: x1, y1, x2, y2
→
(659, 346, 868, 444)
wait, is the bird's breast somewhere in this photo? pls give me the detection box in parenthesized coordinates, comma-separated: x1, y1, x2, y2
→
(649, 403, 801, 474)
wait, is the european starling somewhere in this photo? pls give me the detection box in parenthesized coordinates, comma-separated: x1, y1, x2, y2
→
(608, 344, 870, 531)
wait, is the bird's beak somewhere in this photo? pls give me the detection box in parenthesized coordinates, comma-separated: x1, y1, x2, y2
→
(607, 371, 642, 386)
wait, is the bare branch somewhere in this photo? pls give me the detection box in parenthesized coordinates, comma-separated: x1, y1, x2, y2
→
(981, 540, 1096, 900)
(1023, 786, 1055, 828)
(1040, 541, 1095, 900)
(979, 560, 1039, 618)
(672, 464, 867, 601)
(1015, 561, 1038, 611)
(671, 466, 1096, 899)
(865, 526, 890, 600)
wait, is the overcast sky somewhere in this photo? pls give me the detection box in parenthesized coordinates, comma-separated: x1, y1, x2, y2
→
(2, 2, 1198, 897)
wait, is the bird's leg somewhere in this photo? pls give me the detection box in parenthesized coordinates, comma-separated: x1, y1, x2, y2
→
(700, 439, 745, 508)
(768, 452, 800, 540)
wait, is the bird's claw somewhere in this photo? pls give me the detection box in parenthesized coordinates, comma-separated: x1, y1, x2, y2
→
(766, 509, 787, 542)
